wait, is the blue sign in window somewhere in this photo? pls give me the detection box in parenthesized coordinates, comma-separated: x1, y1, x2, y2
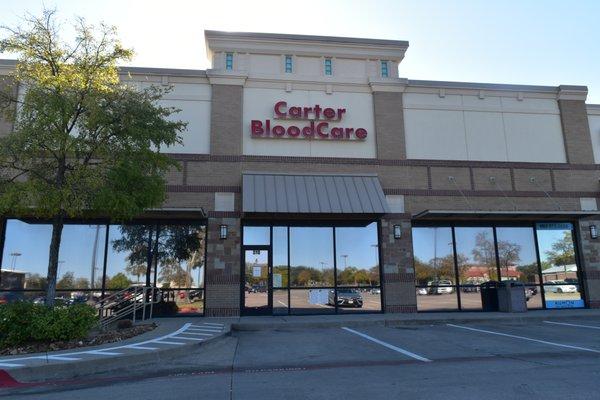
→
(545, 299, 585, 309)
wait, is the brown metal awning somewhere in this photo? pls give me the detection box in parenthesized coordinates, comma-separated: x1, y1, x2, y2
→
(413, 210, 600, 221)
(242, 172, 390, 214)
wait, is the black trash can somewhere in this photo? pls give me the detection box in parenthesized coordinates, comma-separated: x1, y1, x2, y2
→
(480, 281, 499, 311)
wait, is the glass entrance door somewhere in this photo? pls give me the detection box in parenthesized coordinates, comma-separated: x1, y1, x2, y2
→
(243, 248, 271, 315)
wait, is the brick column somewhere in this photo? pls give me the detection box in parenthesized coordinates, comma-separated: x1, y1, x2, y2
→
(557, 86, 594, 164)
(209, 84, 244, 156)
(204, 216, 241, 316)
(372, 90, 407, 160)
(380, 216, 416, 313)
(576, 218, 600, 308)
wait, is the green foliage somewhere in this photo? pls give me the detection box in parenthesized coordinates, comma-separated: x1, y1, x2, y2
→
(545, 231, 576, 267)
(0, 302, 97, 348)
(106, 272, 131, 289)
(0, 10, 186, 305)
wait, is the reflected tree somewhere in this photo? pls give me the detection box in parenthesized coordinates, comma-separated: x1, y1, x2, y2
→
(545, 231, 575, 268)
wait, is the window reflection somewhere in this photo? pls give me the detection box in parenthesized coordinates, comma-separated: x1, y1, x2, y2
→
(290, 227, 334, 287)
(335, 223, 380, 287)
(495, 227, 539, 283)
(455, 227, 497, 286)
(243, 226, 270, 245)
(272, 227, 288, 289)
(536, 223, 583, 308)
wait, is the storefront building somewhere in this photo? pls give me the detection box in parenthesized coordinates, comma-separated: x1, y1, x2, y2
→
(2, 31, 600, 316)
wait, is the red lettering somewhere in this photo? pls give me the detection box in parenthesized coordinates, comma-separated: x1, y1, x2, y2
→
(330, 127, 343, 138)
(266, 119, 271, 135)
(272, 125, 286, 136)
(287, 126, 300, 137)
(317, 122, 329, 138)
(344, 127, 354, 138)
(355, 128, 367, 139)
(303, 107, 312, 118)
(302, 121, 315, 137)
(274, 101, 287, 118)
(323, 108, 336, 119)
(289, 107, 302, 118)
(251, 120, 264, 136)
(314, 104, 322, 119)
(337, 108, 346, 120)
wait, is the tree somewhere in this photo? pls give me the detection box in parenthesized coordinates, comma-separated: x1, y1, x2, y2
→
(125, 262, 147, 284)
(56, 271, 75, 289)
(25, 273, 47, 289)
(0, 10, 185, 306)
(497, 240, 521, 277)
(471, 231, 498, 280)
(545, 231, 575, 267)
(106, 272, 131, 290)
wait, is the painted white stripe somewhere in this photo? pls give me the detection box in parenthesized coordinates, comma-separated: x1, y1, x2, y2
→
(341, 327, 431, 362)
(153, 340, 186, 345)
(172, 336, 204, 341)
(447, 324, 600, 353)
(544, 320, 600, 330)
(180, 332, 213, 336)
(126, 346, 159, 350)
(277, 300, 288, 307)
(0, 362, 24, 368)
(186, 328, 222, 333)
(85, 351, 123, 356)
(199, 323, 224, 327)
(46, 355, 81, 361)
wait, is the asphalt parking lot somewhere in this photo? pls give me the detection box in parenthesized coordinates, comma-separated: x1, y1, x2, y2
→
(5, 317, 600, 399)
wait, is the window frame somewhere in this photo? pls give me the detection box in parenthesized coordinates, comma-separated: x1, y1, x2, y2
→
(225, 52, 234, 70)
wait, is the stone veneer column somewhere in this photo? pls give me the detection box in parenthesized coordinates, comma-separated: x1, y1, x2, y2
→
(557, 86, 594, 164)
(204, 216, 241, 317)
(576, 218, 600, 308)
(373, 91, 406, 159)
(209, 84, 244, 156)
(380, 216, 417, 313)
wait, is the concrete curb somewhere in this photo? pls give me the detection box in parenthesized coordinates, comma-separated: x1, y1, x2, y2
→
(3, 328, 231, 384)
(231, 309, 600, 331)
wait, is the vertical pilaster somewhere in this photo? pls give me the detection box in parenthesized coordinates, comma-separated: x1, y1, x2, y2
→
(576, 218, 600, 308)
(372, 89, 406, 160)
(204, 216, 241, 316)
(557, 86, 594, 164)
(380, 216, 416, 313)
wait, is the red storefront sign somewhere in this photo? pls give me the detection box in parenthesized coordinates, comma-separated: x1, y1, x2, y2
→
(250, 101, 368, 140)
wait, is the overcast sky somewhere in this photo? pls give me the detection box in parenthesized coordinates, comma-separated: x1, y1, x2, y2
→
(1, 0, 599, 102)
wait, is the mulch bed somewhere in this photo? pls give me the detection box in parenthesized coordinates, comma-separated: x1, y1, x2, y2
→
(0, 323, 157, 356)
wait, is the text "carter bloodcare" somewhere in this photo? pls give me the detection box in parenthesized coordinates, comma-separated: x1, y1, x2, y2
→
(251, 101, 368, 140)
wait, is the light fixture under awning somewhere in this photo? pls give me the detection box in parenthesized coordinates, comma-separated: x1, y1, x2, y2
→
(242, 172, 390, 214)
(413, 210, 600, 221)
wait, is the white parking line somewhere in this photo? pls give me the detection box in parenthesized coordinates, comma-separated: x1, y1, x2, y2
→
(341, 327, 431, 362)
(447, 323, 600, 353)
(0, 362, 24, 368)
(544, 321, 600, 330)
(154, 340, 186, 345)
(172, 336, 204, 341)
(196, 323, 224, 327)
(277, 300, 288, 307)
(180, 332, 213, 336)
(85, 351, 123, 356)
(127, 346, 159, 350)
(45, 355, 81, 361)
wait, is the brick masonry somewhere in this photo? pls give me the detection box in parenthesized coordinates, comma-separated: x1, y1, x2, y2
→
(204, 217, 241, 316)
(209, 84, 243, 156)
(577, 218, 600, 308)
(380, 217, 417, 313)
(373, 91, 406, 159)
(559, 99, 595, 165)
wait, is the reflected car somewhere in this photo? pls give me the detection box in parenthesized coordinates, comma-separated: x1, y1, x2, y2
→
(329, 289, 363, 307)
(417, 288, 428, 296)
(544, 281, 578, 293)
(428, 280, 454, 295)
(249, 285, 267, 293)
(370, 288, 381, 295)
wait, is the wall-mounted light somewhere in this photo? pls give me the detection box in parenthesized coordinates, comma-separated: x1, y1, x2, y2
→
(219, 224, 228, 240)
(590, 225, 598, 240)
(393, 225, 402, 239)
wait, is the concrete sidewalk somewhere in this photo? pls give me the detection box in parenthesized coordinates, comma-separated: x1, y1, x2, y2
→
(230, 308, 600, 331)
(0, 317, 231, 384)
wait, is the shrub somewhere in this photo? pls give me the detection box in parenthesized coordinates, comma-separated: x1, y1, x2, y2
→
(116, 319, 133, 330)
(0, 302, 98, 348)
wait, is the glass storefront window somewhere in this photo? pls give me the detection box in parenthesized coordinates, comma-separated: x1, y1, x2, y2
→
(58, 224, 107, 289)
(243, 226, 270, 246)
(495, 227, 539, 284)
(272, 227, 288, 290)
(290, 227, 334, 287)
(536, 223, 583, 309)
(106, 224, 154, 290)
(1, 219, 51, 290)
(412, 227, 458, 311)
(335, 223, 380, 287)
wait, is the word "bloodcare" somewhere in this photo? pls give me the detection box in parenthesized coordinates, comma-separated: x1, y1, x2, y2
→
(251, 101, 368, 140)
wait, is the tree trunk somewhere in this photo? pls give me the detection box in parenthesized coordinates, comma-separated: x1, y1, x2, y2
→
(46, 212, 65, 307)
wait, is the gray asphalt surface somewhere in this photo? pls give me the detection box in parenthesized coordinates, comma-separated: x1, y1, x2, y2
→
(3, 317, 600, 399)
